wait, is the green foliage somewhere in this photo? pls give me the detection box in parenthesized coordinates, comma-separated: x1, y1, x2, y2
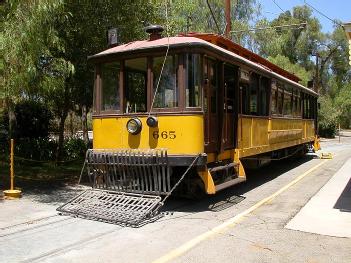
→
(64, 137, 88, 160)
(318, 95, 339, 138)
(267, 55, 311, 86)
(155, 0, 260, 39)
(1, 100, 52, 139)
(14, 137, 58, 161)
(15, 100, 52, 139)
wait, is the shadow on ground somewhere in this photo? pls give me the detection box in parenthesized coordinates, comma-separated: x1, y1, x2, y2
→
(334, 176, 351, 212)
(161, 154, 317, 214)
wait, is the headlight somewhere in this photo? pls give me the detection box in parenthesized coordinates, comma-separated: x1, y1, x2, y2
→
(146, 116, 158, 127)
(126, 118, 142, 135)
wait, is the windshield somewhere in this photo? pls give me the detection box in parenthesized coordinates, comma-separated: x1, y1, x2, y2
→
(96, 53, 203, 114)
(125, 58, 147, 113)
(152, 55, 178, 108)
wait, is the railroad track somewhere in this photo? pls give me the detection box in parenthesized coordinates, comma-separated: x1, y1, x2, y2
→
(0, 214, 75, 238)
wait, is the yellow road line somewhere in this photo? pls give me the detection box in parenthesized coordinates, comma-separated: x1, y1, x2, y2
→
(153, 159, 329, 263)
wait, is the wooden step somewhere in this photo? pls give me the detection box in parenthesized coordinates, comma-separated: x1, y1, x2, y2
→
(215, 177, 246, 192)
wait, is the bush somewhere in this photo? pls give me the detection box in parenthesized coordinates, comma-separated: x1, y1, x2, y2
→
(14, 137, 58, 161)
(318, 123, 336, 138)
(64, 137, 88, 160)
(318, 95, 338, 138)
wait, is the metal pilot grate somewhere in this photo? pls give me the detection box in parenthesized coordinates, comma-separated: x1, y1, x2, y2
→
(57, 189, 162, 227)
(85, 149, 170, 195)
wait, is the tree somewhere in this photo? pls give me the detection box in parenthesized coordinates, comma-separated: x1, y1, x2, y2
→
(268, 55, 311, 87)
(1, 0, 70, 140)
(60, 1, 159, 144)
(155, 0, 260, 44)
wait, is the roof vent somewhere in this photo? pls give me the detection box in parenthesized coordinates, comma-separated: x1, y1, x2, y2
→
(145, 25, 164, 41)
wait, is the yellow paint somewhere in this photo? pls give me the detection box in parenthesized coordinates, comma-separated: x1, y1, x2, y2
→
(197, 169, 216, 194)
(93, 115, 204, 155)
(152, 159, 330, 263)
(233, 149, 246, 178)
(313, 135, 321, 151)
(237, 116, 316, 158)
(321, 153, 332, 159)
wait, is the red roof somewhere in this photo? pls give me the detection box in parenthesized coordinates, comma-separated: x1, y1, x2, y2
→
(94, 33, 300, 84)
(181, 32, 301, 83)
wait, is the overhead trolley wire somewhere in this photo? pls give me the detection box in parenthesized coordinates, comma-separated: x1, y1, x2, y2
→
(230, 22, 307, 34)
(148, 0, 171, 117)
(272, 0, 285, 13)
(304, 0, 343, 27)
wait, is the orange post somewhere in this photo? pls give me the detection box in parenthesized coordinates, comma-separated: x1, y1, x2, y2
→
(4, 139, 21, 198)
(10, 139, 14, 190)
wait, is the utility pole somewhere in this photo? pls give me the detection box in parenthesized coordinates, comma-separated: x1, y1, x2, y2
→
(225, 0, 231, 38)
(315, 53, 319, 93)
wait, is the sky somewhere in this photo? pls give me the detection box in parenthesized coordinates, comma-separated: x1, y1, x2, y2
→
(258, 0, 351, 33)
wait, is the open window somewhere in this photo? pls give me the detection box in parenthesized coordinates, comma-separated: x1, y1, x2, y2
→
(249, 73, 259, 115)
(283, 85, 292, 116)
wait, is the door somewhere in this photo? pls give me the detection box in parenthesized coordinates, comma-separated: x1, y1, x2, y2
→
(204, 58, 218, 153)
(222, 64, 237, 149)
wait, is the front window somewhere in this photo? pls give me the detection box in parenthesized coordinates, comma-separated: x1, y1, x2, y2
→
(153, 55, 178, 108)
(101, 62, 120, 111)
(125, 58, 147, 113)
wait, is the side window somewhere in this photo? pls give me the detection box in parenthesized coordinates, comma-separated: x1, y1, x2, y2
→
(249, 73, 259, 115)
(277, 83, 284, 115)
(240, 84, 250, 114)
(293, 89, 301, 117)
(259, 77, 269, 116)
(271, 80, 278, 115)
(101, 61, 120, 111)
(185, 54, 202, 107)
(302, 93, 311, 119)
(283, 85, 292, 116)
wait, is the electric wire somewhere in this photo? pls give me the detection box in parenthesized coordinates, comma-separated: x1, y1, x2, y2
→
(206, 0, 221, 35)
(272, 0, 285, 13)
(304, 0, 342, 27)
(230, 22, 307, 34)
(148, 1, 171, 117)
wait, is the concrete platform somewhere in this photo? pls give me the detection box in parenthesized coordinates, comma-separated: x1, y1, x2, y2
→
(286, 156, 351, 237)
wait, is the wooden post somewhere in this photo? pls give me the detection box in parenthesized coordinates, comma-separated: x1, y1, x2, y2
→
(225, 0, 231, 38)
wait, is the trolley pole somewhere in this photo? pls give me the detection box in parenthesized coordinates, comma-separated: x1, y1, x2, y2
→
(225, 0, 231, 38)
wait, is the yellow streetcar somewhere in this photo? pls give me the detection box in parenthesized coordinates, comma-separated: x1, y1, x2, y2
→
(86, 25, 320, 197)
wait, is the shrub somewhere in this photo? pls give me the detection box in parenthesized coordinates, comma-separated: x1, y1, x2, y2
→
(64, 137, 88, 160)
(318, 95, 338, 138)
(14, 137, 58, 161)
